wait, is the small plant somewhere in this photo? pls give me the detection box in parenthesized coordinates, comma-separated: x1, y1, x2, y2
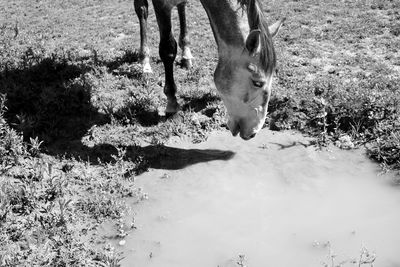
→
(236, 254, 247, 267)
(320, 242, 376, 267)
(28, 136, 43, 157)
(0, 94, 27, 167)
(356, 247, 376, 266)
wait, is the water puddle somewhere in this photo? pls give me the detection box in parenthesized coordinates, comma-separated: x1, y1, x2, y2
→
(118, 130, 400, 267)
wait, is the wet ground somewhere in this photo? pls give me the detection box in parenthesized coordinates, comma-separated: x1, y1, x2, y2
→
(117, 130, 400, 267)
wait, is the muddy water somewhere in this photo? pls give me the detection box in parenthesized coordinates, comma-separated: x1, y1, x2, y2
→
(120, 130, 400, 267)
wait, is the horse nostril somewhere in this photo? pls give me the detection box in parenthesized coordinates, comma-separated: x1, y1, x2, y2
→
(249, 133, 256, 139)
(229, 122, 240, 136)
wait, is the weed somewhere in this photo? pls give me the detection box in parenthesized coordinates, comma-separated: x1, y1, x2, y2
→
(320, 242, 376, 267)
(236, 254, 247, 267)
(0, 94, 140, 265)
(0, 94, 27, 168)
(28, 136, 43, 157)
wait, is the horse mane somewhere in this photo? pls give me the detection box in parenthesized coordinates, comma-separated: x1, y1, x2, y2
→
(237, 0, 276, 74)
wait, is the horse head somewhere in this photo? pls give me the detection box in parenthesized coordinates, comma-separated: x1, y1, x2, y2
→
(214, 14, 284, 140)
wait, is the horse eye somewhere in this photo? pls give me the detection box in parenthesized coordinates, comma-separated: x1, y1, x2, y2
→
(248, 63, 257, 73)
(252, 80, 265, 88)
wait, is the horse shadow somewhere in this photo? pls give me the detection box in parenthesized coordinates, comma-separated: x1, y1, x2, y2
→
(126, 145, 235, 170)
(1, 55, 108, 152)
(0, 49, 234, 170)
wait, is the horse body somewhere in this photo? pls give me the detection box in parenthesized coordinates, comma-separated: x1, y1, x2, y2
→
(134, 0, 283, 140)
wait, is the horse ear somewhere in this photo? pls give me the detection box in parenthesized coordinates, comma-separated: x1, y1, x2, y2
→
(245, 29, 261, 56)
(269, 18, 285, 38)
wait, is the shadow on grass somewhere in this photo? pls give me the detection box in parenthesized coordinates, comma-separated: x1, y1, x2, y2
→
(45, 142, 235, 171)
(0, 56, 108, 148)
(0, 49, 231, 168)
(0, 50, 151, 162)
(181, 92, 220, 113)
(103, 50, 141, 71)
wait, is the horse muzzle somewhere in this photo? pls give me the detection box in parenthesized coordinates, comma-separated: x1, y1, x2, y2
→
(227, 119, 257, 140)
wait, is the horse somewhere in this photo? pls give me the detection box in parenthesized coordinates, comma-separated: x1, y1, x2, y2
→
(133, 0, 284, 140)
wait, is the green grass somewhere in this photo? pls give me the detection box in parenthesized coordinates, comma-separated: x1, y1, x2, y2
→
(1, 0, 400, 265)
(0, 102, 145, 265)
(268, 0, 400, 170)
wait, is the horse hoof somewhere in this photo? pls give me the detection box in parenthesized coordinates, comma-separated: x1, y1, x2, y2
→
(180, 58, 193, 69)
(165, 101, 179, 116)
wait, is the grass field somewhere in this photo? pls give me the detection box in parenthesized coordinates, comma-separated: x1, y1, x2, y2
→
(1, 0, 399, 265)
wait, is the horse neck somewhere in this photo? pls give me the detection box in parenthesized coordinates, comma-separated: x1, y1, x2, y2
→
(200, 0, 249, 58)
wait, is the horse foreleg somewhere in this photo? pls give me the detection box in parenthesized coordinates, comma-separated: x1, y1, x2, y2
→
(177, 2, 193, 69)
(154, 4, 179, 115)
(134, 0, 152, 73)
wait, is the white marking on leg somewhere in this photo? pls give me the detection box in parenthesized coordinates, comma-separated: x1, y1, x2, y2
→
(141, 47, 152, 73)
(182, 47, 193, 60)
(142, 58, 153, 73)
